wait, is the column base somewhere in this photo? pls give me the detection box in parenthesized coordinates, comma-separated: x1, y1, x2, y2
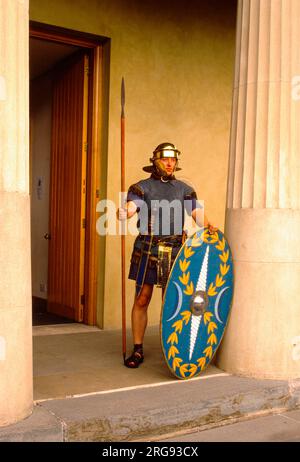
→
(0, 191, 33, 426)
(216, 208, 300, 380)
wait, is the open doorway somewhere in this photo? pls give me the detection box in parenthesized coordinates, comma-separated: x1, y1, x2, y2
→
(29, 23, 108, 327)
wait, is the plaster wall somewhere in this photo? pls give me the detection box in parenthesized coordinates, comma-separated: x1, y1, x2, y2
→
(29, 0, 237, 328)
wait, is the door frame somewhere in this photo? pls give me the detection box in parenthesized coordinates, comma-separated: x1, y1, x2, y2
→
(30, 21, 108, 325)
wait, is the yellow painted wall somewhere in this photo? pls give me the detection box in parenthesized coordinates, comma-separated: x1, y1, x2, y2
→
(30, 0, 237, 329)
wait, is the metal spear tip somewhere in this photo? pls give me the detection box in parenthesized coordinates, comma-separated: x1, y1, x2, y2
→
(121, 77, 125, 114)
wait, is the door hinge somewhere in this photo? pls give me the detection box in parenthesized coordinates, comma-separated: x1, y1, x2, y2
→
(84, 142, 88, 153)
(81, 294, 85, 305)
(82, 218, 86, 228)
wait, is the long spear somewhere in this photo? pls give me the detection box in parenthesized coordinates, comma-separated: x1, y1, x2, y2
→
(121, 77, 126, 364)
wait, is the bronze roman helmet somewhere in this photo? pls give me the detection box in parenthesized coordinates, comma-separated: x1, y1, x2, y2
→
(143, 142, 181, 176)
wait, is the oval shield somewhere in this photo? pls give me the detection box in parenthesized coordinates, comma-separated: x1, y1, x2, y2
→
(160, 227, 234, 380)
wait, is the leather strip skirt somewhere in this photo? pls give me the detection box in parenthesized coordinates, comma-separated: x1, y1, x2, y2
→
(128, 235, 183, 286)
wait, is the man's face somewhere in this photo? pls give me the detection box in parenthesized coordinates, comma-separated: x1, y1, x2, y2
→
(155, 157, 177, 176)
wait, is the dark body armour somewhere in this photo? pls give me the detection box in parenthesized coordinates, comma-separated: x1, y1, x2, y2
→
(127, 175, 199, 286)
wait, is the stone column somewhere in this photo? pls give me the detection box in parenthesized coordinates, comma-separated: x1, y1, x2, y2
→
(0, 0, 33, 425)
(216, 0, 300, 379)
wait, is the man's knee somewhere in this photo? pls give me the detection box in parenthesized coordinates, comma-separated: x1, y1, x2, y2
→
(136, 292, 151, 308)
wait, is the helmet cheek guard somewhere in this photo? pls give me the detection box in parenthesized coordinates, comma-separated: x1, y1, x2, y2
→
(154, 158, 178, 176)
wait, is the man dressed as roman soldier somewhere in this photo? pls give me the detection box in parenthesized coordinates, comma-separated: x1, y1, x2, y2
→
(117, 142, 213, 368)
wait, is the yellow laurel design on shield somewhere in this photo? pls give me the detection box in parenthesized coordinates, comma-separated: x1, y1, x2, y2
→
(166, 229, 230, 379)
(196, 231, 230, 372)
(202, 231, 230, 303)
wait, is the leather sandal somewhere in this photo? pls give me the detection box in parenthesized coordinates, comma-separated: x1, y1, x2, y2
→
(124, 350, 144, 368)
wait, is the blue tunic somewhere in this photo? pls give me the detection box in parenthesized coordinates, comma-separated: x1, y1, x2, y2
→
(127, 175, 201, 285)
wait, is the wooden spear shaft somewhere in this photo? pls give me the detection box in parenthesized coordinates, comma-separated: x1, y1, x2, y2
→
(121, 77, 126, 364)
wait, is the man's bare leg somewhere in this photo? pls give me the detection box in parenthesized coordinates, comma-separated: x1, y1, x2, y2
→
(132, 283, 153, 344)
(125, 283, 153, 368)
